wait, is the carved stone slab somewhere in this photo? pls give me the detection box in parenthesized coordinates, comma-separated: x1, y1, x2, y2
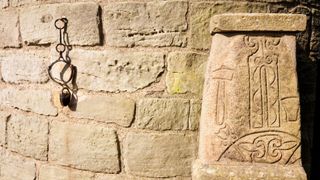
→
(194, 13, 307, 180)
(210, 13, 307, 33)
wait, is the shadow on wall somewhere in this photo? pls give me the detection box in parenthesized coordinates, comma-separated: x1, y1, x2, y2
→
(297, 42, 320, 180)
(310, 57, 320, 180)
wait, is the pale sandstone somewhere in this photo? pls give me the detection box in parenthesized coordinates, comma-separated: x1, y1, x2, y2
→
(0, 0, 9, 8)
(39, 164, 95, 180)
(0, 88, 57, 116)
(194, 13, 307, 180)
(103, 1, 187, 47)
(190, 2, 268, 50)
(189, 99, 201, 131)
(193, 160, 307, 180)
(20, 2, 100, 45)
(199, 33, 302, 165)
(210, 13, 307, 33)
(0, 112, 10, 146)
(51, 49, 165, 92)
(124, 132, 197, 177)
(166, 52, 207, 95)
(135, 98, 190, 131)
(0, 9, 20, 48)
(69, 95, 135, 127)
(0, 51, 49, 83)
(0, 148, 36, 180)
(95, 174, 191, 180)
(7, 114, 48, 160)
(49, 121, 120, 173)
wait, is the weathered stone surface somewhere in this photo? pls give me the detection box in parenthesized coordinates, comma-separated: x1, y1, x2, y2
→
(0, 9, 20, 48)
(124, 132, 197, 177)
(103, 1, 187, 47)
(190, 2, 268, 49)
(7, 114, 48, 160)
(95, 174, 191, 180)
(0, 51, 49, 83)
(39, 164, 95, 180)
(135, 98, 190, 131)
(0, 0, 9, 8)
(0, 88, 57, 116)
(194, 11, 308, 176)
(189, 99, 201, 131)
(289, 6, 312, 56)
(20, 2, 100, 45)
(253, 0, 295, 1)
(192, 160, 307, 180)
(166, 52, 207, 95)
(199, 34, 303, 166)
(210, 13, 307, 33)
(69, 95, 135, 127)
(0, 148, 36, 180)
(310, 9, 320, 60)
(0, 112, 10, 146)
(51, 49, 165, 92)
(49, 121, 120, 173)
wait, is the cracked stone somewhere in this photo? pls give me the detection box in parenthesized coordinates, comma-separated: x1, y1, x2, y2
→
(103, 1, 188, 47)
(51, 49, 165, 92)
(7, 114, 48, 160)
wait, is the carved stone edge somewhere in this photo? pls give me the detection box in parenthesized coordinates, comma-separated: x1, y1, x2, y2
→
(192, 159, 307, 180)
(210, 13, 307, 34)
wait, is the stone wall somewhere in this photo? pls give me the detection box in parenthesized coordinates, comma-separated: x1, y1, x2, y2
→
(0, 0, 319, 179)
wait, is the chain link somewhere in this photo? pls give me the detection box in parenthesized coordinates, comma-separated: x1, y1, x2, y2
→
(48, 17, 76, 107)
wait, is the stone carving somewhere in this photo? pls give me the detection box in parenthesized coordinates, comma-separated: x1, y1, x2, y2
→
(205, 35, 303, 163)
(245, 36, 281, 129)
(281, 96, 300, 122)
(219, 131, 300, 165)
(212, 66, 234, 126)
(211, 66, 237, 146)
(194, 13, 307, 180)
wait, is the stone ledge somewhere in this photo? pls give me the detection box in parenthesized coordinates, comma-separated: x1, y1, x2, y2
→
(192, 160, 307, 180)
(210, 13, 307, 34)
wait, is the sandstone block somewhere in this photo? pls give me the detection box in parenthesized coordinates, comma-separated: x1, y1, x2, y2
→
(39, 164, 95, 180)
(69, 95, 135, 127)
(7, 114, 48, 160)
(103, 1, 187, 47)
(0, 51, 49, 83)
(49, 121, 120, 173)
(10, 0, 42, 6)
(210, 13, 307, 33)
(124, 132, 197, 177)
(190, 2, 267, 50)
(20, 2, 100, 45)
(51, 49, 165, 92)
(192, 11, 308, 180)
(195, 11, 307, 178)
(0, 9, 20, 48)
(0, 148, 36, 180)
(199, 33, 304, 165)
(193, 160, 307, 180)
(0, 88, 57, 116)
(189, 99, 201, 131)
(135, 98, 190, 131)
(166, 52, 207, 95)
(95, 174, 191, 180)
(0, 112, 10, 146)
